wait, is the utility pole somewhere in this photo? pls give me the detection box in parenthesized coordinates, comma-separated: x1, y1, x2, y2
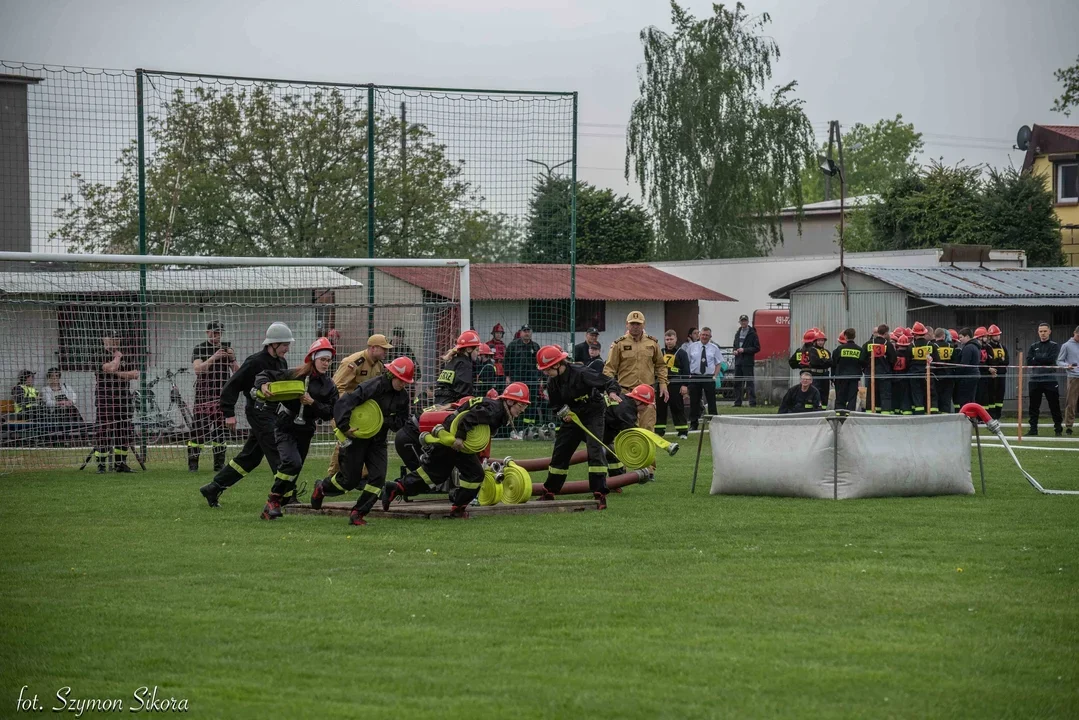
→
(400, 101, 408, 247)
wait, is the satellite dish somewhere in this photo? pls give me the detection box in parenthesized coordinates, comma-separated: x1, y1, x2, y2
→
(1016, 125, 1032, 151)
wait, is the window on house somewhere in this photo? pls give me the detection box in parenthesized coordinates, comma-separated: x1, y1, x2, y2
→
(57, 295, 146, 372)
(527, 299, 607, 334)
(1058, 162, 1079, 203)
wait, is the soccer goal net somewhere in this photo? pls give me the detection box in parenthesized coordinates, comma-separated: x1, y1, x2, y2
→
(0, 252, 469, 473)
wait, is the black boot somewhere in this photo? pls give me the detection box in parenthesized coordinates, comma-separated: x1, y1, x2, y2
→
(349, 508, 367, 526)
(1029, 426, 1039, 436)
(446, 505, 470, 519)
(187, 445, 200, 472)
(310, 480, 325, 510)
(594, 491, 607, 510)
(199, 482, 223, 508)
(114, 454, 134, 473)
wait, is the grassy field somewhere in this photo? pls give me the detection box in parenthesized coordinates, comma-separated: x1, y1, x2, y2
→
(1, 435, 1078, 719)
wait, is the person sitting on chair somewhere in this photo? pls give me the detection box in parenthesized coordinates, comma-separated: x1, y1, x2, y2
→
(42, 367, 84, 443)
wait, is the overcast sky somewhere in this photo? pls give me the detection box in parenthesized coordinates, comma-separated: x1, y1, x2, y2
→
(2, 0, 1076, 200)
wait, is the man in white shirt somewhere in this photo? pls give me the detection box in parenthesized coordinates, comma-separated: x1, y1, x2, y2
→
(685, 327, 722, 430)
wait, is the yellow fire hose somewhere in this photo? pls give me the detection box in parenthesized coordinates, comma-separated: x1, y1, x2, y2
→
(499, 462, 532, 504)
(478, 469, 504, 506)
(613, 428, 674, 470)
(423, 419, 492, 454)
(348, 399, 384, 439)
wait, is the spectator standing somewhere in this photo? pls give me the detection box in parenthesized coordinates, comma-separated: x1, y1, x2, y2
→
(1027, 322, 1062, 436)
(504, 325, 542, 431)
(603, 311, 668, 431)
(1057, 325, 1079, 435)
(684, 327, 722, 430)
(731, 314, 760, 407)
(189, 321, 238, 472)
(573, 327, 600, 363)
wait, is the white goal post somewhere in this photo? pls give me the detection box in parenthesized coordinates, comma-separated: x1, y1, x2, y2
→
(0, 251, 470, 472)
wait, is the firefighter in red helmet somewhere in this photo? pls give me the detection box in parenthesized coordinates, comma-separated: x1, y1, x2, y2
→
(434, 330, 481, 407)
(537, 344, 622, 509)
(973, 327, 991, 408)
(382, 382, 531, 519)
(984, 324, 1008, 419)
(909, 321, 934, 414)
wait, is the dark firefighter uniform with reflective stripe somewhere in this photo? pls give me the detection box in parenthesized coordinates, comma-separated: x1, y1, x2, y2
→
(400, 396, 510, 507)
(933, 339, 957, 414)
(831, 341, 866, 412)
(789, 344, 830, 401)
(190, 341, 233, 471)
(320, 373, 411, 516)
(603, 394, 639, 477)
(778, 384, 823, 413)
(891, 343, 913, 415)
(252, 367, 338, 505)
(655, 346, 689, 436)
(94, 348, 136, 470)
(434, 355, 474, 407)
(12, 384, 41, 418)
(209, 348, 288, 491)
(544, 363, 620, 497)
(984, 339, 1008, 419)
(909, 338, 934, 414)
(863, 335, 896, 413)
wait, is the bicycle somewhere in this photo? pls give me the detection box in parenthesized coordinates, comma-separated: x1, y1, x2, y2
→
(133, 368, 194, 445)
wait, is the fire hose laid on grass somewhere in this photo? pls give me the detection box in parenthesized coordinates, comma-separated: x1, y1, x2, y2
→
(960, 403, 1079, 496)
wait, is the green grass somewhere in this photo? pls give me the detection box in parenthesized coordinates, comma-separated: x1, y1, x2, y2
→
(2, 438, 1078, 719)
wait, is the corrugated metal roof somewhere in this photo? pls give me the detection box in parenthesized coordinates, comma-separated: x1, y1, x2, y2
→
(379, 264, 736, 302)
(771, 266, 1079, 306)
(0, 267, 361, 294)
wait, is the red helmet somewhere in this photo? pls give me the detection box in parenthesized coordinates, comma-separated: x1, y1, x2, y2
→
(973, 327, 988, 340)
(455, 330, 482, 350)
(911, 321, 928, 336)
(305, 337, 336, 363)
(802, 330, 816, 344)
(478, 342, 494, 356)
(814, 329, 827, 341)
(492, 323, 504, 334)
(949, 329, 959, 341)
(987, 324, 1001, 336)
(896, 334, 912, 347)
(626, 384, 656, 405)
(386, 356, 415, 384)
(536, 345, 569, 371)
(838, 333, 847, 344)
(499, 382, 531, 405)
(485, 388, 499, 399)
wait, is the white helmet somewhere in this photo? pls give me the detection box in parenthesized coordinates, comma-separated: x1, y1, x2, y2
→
(263, 322, 295, 346)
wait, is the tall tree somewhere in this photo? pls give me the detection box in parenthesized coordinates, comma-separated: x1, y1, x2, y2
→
(1051, 54, 1079, 117)
(981, 167, 1064, 267)
(520, 175, 653, 264)
(800, 115, 924, 203)
(845, 162, 1065, 267)
(51, 85, 517, 261)
(626, 1, 814, 260)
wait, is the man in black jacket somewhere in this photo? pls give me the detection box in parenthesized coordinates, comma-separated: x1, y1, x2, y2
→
(573, 327, 600, 363)
(955, 328, 982, 408)
(656, 329, 690, 438)
(863, 325, 896, 414)
(1028, 322, 1063, 436)
(199, 322, 292, 508)
(731, 315, 760, 407)
(504, 325, 542, 431)
(779, 372, 823, 414)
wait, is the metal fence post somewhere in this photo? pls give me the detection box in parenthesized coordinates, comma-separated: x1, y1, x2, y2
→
(136, 69, 149, 463)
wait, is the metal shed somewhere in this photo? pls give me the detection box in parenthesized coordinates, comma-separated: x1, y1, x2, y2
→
(770, 266, 1079, 409)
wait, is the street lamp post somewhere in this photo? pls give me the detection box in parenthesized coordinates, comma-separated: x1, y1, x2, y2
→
(526, 158, 572, 178)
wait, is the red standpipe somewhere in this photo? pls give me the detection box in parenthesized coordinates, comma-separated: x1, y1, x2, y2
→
(513, 449, 587, 472)
(531, 468, 653, 496)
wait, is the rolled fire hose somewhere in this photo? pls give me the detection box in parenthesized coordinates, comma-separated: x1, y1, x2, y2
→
(960, 402, 1079, 496)
(424, 421, 491, 454)
(499, 462, 533, 504)
(613, 428, 677, 470)
(531, 467, 654, 496)
(348, 399, 384, 439)
(478, 469, 504, 506)
(252, 379, 306, 402)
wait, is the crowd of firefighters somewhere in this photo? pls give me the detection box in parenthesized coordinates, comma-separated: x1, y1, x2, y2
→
(195, 309, 676, 525)
(781, 322, 1078, 439)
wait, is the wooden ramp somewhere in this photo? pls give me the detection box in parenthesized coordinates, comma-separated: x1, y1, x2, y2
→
(284, 498, 599, 520)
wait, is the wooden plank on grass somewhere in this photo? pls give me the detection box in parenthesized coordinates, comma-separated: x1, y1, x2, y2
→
(284, 499, 598, 519)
